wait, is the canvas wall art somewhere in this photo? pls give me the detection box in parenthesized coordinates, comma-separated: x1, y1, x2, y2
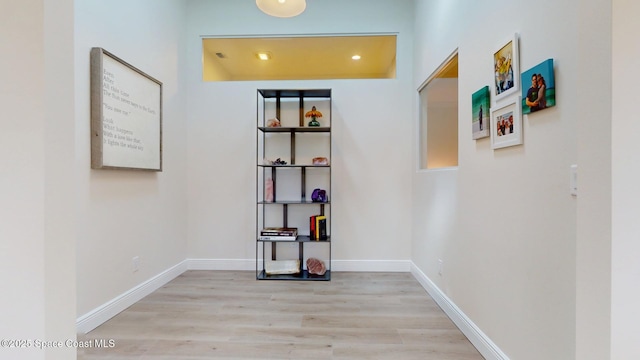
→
(472, 86, 491, 140)
(521, 58, 555, 115)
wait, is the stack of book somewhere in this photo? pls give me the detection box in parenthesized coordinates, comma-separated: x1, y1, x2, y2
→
(309, 215, 327, 240)
(258, 227, 298, 241)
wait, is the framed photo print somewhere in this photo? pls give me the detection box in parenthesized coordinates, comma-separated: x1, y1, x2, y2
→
(472, 86, 491, 140)
(490, 97, 522, 149)
(521, 58, 555, 115)
(493, 33, 520, 102)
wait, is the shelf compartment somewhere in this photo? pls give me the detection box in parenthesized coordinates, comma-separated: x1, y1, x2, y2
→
(257, 269, 331, 281)
(259, 126, 330, 133)
(258, 89, 331, 98)
(258, 200, 331, 205)
(258, 164, 329, 168)
(257, 236, 331, 243)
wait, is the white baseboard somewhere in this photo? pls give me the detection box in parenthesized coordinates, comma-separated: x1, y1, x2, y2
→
(186, 259, 411, 273)
(187, 258, 256, 271)
(76, 260, 188, 334)
(332, 259, 411, 272)
(410, 263, 510, 360)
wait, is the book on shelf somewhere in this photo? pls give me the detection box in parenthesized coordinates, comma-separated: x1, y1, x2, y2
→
(260, 227, 297, 236)
(316, 216, 327, 240)
(309, 215, 317, 240)
(258, 234, 297, 241)
(309, 215, 327, 241)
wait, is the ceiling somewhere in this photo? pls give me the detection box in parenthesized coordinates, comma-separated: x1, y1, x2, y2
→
(436, 54, 458, 78)
(202, 35, 397, 81)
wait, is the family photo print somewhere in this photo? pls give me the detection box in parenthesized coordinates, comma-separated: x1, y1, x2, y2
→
(521, 58, 556, 115)
(493, 33, 520, 101)
(490, 97, 523, 149)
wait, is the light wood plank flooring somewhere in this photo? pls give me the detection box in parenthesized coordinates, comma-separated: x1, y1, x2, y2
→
(78, 271, 484, 359)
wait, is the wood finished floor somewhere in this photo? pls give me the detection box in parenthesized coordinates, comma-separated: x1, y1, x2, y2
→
(78, 271, 484, 359)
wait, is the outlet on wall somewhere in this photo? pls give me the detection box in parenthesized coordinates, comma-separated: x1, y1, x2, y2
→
(132, 256, 139, 272)
(570, 164, 578, 196)
(438, 259, 443, 276)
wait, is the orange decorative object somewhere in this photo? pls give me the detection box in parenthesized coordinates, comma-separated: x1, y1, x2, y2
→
(305, 106, 323, 118)
(305, 106, 323, 126)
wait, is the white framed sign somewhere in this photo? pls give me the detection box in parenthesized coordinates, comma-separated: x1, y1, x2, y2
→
(90, 47, 162, 171)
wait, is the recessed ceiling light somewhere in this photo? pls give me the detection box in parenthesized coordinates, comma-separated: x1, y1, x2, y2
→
(257, 52, 272, 60)
(352, 55, 361, 60)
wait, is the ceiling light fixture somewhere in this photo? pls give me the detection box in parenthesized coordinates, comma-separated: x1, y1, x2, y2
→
(352, 55, 361, 60)
(256, 0, 306, 18)
(256, 52, 272, 60)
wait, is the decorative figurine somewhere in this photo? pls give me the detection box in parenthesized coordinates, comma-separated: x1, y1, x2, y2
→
(305, 106, 323, 127)
(266, 118, 281, 127)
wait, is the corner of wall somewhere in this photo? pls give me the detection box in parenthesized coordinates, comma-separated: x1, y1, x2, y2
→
(410, 262, 510, 360)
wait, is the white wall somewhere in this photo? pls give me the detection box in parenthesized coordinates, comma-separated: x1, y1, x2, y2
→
(412, 0, 585, 359)
(1, 0, 76, 359)
(45, 0, 77, 357)
(611, 0, 640, 358)
(1, 3, 46, 357)
(74, 0, 188, 316)
(575, 1, 612, 359)
(186, 0, 415, 270)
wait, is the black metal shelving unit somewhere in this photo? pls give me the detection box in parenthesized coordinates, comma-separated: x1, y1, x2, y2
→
(256, 89, 332, 281)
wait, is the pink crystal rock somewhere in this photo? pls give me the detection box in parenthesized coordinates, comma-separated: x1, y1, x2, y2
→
(306, 257, 326, 276)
